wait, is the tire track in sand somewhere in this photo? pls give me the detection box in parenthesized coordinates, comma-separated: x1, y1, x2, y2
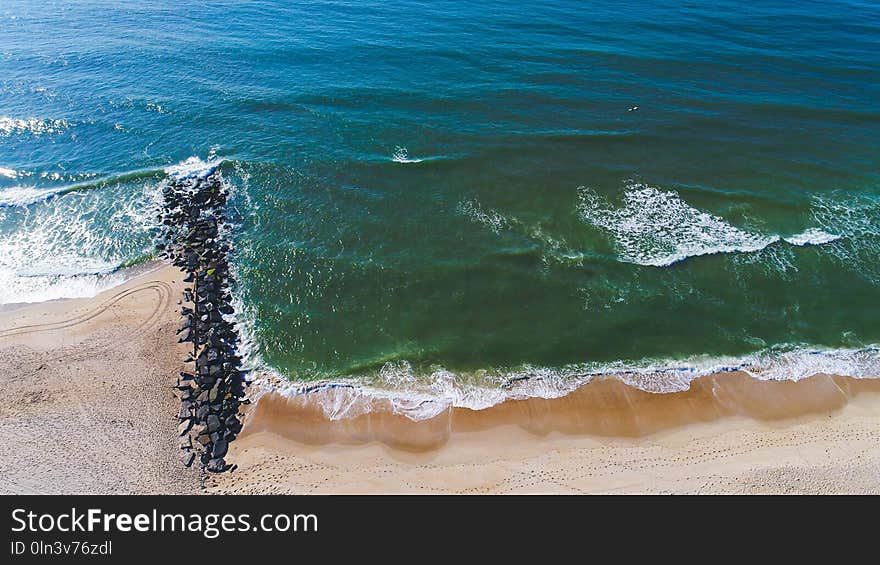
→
(0, 280, 175, 487)
(0, 281, 172, 340)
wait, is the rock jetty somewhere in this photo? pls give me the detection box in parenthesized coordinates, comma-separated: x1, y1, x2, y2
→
(157, 168, 248, 473)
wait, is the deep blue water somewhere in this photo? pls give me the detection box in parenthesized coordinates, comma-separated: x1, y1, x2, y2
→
(1, 1, 879, 414)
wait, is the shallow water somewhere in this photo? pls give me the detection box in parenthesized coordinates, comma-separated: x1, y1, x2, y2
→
(1, 1, 879, 412)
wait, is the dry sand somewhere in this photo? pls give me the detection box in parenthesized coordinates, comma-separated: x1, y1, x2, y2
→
(2, 261, 878, 494)
(0, 263, 202, 494)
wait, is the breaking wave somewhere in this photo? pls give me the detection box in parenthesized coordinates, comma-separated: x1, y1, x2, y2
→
(391, 146, 423, 163)
(254, 344, 880, 421)
(809, 191, 880, 283)
(0, 168, 163, 207)
(459, 184, 846, 268)
(0, 155, 225, 304)
(165, 155, 223, 180)
(577, 183, 842, 266)
(783, 228, 841, 246)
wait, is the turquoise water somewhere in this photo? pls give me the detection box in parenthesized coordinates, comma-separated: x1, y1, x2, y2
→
(2, 1, 879, 414)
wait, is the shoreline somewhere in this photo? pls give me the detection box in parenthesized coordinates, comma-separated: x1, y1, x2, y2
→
(212, 373, 880, 494)
(2, 260, 879, 494)
(238, 371, 880, 451)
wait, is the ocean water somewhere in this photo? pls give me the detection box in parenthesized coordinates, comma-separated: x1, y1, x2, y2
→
(2, 1, 879, 417)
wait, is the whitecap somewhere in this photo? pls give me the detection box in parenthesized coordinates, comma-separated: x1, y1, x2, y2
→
(457, 199, 509, 233)
(577, 183, 846, 267)
(577, 183, 780, 266)
(391, 146, 424, 163)
(165, 155, 222, 180)
(783, 228, 841, 246)
(0, 116, 70, 137)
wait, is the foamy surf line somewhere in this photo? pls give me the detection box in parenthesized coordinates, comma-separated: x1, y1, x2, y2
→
(0, 156, 227, 304)
(0, 168, 168, 207)
(249, 344, 880, 422)
(0, 153, 227, 208)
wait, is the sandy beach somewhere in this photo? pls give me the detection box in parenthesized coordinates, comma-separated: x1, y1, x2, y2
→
(1, 262, 878, 494)
(209, 373, 880, 494)
(0, 263, 201, 494)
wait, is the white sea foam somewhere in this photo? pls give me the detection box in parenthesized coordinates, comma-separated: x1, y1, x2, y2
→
(0, 116, 70, 136)
(0, 166, 20, 179)
(0, 155, 219, 304)
(809, 192, 880, 283)
(165, 155, 221, 180)
(783, 228, 841, 246)
(577, 183, 780, 266)
(391, 146, 424, 163)
(253, 344, 880, 421)
(0, 270, 130, 305)
(0, 212, 129, 304)
(576, 183, 848, 267)
(457, 199, 510, 233)
(0, 185, 70, 207)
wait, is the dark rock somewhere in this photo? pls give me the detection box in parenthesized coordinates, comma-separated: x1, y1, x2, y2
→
(177, 418, 193, 436)
(207, 414, 221, 432)
(212, 439, 228, 458)
(206, 458, 228, 473)
(177, 328, 192, 343)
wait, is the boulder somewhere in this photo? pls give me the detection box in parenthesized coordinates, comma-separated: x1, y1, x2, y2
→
(207, 414, 221, 432)
(181, 451, 196, 468)
(206, 458, 228, 473)
(212, 439, 229, 458)
(208, 385, 223, 404)
(177, 418, 193, 436)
